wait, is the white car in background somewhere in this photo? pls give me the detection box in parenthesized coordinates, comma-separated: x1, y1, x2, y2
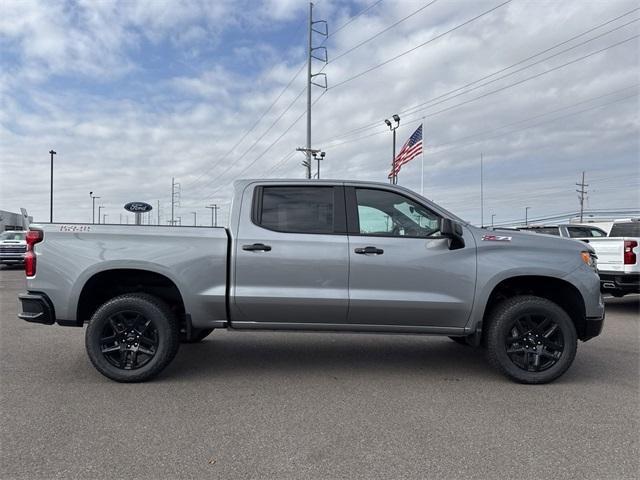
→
(0, 231, 27, 266)
(586, 219, 640, 297)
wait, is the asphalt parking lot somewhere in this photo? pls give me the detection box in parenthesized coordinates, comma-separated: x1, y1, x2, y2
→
(0, 266, 638, 480)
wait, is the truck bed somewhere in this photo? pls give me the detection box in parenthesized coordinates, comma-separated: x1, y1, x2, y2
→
(26, 224, 229, 327)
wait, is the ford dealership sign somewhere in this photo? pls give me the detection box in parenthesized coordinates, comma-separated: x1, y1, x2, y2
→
(124, 202, 153, 213)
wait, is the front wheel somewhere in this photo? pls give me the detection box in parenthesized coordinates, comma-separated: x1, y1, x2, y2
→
(486, 295, 577, 384)
(85, 293, 180, 382)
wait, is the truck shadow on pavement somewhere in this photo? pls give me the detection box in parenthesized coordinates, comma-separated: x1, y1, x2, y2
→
(166, 335, 494, 382)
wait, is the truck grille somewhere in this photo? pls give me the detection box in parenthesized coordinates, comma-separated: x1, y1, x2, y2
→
(0, 246, 26, 254)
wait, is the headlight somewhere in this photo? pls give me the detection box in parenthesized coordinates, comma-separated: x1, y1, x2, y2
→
(581, 251, 597, 271)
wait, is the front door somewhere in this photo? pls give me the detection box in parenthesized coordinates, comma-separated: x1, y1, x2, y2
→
(346, 186, 476, 329)
(232, 184, 350, 326)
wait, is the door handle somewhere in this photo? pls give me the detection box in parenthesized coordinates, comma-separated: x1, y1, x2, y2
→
(354, 246, 384, 255)
(242, 243, 272, 252)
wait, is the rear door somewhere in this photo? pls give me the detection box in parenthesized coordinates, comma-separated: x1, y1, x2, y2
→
(345, 186, 476, 329)
(232, 183, 350, 327)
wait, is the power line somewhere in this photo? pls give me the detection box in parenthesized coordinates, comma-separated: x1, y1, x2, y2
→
(331, 0, 439, 63)
(401, 17, 639, 118)
(322, 85, 638, 154)
(330, 0, 513, 90)
(201, 91, 328, 201)
(329, 0, 385, 37)
(183, 1, 381, 193)
(186, 86, 306, 197)
(318, 7, 640, 144)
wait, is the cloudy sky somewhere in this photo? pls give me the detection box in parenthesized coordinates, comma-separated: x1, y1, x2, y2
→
(1, 0, 638, 226)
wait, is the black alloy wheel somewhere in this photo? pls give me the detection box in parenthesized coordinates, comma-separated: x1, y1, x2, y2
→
(100, 311, 159, 370)
(504, 314, 564, 372)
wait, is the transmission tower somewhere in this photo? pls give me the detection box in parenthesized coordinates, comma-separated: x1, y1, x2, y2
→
(297, 2, 328, 179)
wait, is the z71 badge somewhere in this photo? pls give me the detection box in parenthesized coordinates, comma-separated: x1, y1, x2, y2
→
(482, 234, 512, 242)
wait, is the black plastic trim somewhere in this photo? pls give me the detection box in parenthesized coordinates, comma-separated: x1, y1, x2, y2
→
(18, 293, 55, 325)
(582, 313, 605, 341)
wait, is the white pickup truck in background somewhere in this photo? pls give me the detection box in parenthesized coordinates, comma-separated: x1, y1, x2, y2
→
(585, 219, 640, 297)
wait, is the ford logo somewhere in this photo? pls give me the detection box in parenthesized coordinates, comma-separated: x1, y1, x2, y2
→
(124, 202, 153, 213)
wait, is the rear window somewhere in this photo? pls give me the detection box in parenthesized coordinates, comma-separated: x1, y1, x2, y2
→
(0, 232, 25, 241)
(257, 186, 335, 234)
(609, 222, 640, 237)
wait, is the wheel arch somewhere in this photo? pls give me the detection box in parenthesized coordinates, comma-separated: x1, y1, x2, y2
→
(76, 268, 186, 326)
(477, 275, 587, 342)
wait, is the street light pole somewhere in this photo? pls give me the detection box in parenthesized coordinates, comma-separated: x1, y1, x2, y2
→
(525, 207, 531, 226)
(89, 192, 100, 224)
(491, 214, 496, 228)
(192, 211, 197, 226)
(384, 115, 400, 184)
(98, 206, 104, 224)
(49, 150, 56, 222)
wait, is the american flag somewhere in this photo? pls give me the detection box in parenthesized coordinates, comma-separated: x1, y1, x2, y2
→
(388, 124, 423, 178)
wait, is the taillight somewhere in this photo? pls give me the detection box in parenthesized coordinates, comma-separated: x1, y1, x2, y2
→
(25, 229, 43, 277)
(624, 240, 638, 265)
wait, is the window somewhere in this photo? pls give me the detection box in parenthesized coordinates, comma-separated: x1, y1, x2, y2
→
(525, 227, 560, 236)
(0, 231, 25, 241)
(257, 186, 335, 234)
(567, 226, 607, 238)
(355, 188, 440, 237)
(609, 222, 640, 237)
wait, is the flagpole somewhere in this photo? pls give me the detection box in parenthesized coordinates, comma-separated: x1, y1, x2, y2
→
(420, 119, 425, 196)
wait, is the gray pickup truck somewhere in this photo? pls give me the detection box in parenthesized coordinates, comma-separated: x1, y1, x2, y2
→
(18, 180, 604, 384)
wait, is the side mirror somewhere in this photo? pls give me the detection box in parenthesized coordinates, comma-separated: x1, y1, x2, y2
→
(440, 218, 465, 250)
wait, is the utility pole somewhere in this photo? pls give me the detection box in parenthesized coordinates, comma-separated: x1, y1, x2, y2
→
(298, 2, 327, 178)
(525, 206, 531, 226)
(89, 192, 100, 224)
(480, 153, 484, 227)
(206, 204, 220, 227)
(576, 171, 588, 222)
(171, 177, 180, 226)
(49, 150, 56, 222)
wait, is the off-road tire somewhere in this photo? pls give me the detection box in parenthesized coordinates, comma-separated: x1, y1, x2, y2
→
(85, 293, 180, 382)
(486, 295, 577, 384)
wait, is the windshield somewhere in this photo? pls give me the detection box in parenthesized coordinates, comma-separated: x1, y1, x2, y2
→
(0, 231, 25, 241)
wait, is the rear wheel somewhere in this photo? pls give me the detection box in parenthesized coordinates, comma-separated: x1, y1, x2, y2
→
(85, 294, 179, 382)
(486, 295, 577, 384)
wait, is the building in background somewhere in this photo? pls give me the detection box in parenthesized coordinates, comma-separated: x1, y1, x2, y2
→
(0, 210, 32, 231)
